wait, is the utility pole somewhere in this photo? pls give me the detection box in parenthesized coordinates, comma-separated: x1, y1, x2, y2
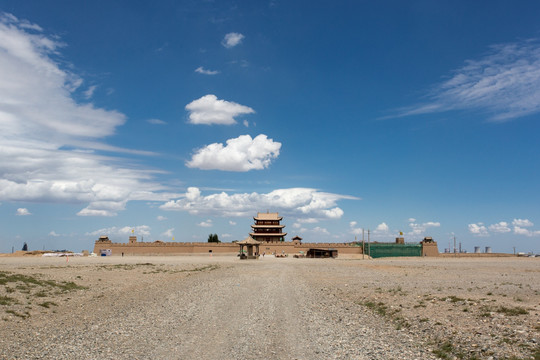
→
(368, 229, 371, 258)
(362, 229, 365, 260)
(454, 236, 456, 257)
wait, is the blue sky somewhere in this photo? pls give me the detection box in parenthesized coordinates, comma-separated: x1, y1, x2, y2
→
(1, 1, 540, 254)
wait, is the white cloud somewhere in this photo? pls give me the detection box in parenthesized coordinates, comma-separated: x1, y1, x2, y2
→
(222, 32, 244, 48)
(513, 226, 530, 236)
(389, 39, 540, 122)
(349, 221, 363, 236)
(229, 220, 236, 226)
(375, 222, 389, 233)
(321, 207, 344, 219)
(297, 218, 319, 224)
(513, 226, 540, 237)
(160, 186, 356, 219)
(147, 118, 167, 125)
(198, 219, 213, 227)
(468, 223, 489, 237)
(243, 120, 249, 127)
(83, 85, 97, 99)
(512, 218, 534, 227)
(157, 215, 167, 221)
(366, 222, 393, 238)
(186, 134, 281, 171)
(185, 94, 254, 125)
(408, 220, 440, 237)
(311, 226, 329, 235)
(195, 66, 219, 75)
(16, 208, 31, 216)
(48, 230, 60, 237)
(161, 228, 174, 238)
(0, 14, 179, 216)
(293, 222, 301, 229)
(221, 233, 232, 238)
(488, 221, 511, 233)
(408, 218, 416, 223)
(1, 13, 42, 32)
(87, 225, 151, 238)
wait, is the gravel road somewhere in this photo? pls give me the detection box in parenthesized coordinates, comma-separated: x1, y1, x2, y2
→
(1, 256, 538, 359)
(0, 257, 435, 360)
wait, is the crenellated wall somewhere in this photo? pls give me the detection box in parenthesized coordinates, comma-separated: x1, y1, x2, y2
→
(93, 240, 364, 256)
(93, 238, 439, 257)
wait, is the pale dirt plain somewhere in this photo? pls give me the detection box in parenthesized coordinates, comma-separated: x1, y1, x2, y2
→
(0, 255, 539, 360)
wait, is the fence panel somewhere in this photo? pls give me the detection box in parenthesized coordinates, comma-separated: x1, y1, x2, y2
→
(364, 243, 422, 258)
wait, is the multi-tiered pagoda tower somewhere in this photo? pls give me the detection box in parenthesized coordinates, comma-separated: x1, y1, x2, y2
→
(249, 212, 287, 243)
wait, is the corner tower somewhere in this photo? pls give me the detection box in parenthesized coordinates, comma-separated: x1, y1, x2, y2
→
(249, 212, 287, 243)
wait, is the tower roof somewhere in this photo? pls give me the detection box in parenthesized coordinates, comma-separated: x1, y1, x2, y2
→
(237, 236, 262, 245)
(254, 212, 282, 220)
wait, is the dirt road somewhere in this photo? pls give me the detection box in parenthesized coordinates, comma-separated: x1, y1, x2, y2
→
(0, 257, 434, 359)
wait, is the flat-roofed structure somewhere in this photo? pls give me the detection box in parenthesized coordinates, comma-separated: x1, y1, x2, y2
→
(249, 212, 287, 243)
(306, 248, 338, 258)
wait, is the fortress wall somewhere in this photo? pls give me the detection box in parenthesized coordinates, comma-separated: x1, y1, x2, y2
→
(421, 242, 439, 257)
(93, 241, 364, 256)
(93, 242, 238, 256)
(294, 243, 364, 254)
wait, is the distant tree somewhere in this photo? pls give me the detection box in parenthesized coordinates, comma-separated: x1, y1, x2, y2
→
(207, 234, 220, 243)
(22, 242, 28, 251)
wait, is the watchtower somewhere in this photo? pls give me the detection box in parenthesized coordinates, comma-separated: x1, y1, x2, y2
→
(249, 212, 287, 243)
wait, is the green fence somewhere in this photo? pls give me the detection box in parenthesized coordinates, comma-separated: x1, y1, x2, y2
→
(364, 243, 422, 258)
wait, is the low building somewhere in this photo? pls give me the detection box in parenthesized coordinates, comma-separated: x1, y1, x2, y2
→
(306, 248, 338, 258)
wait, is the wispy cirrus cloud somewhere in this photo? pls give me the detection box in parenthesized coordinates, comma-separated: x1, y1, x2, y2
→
(185, 94, 254, 125)
(83, 85, 97, 99)
(195, 66, 219, 75)
(147, 118, 167, 125)
(186, 134, 281, 171)
(160, 186, 357, 219)
(388, 39, 540, 122)
(0, 13, 178, 216)
(161, 228, 174, 238)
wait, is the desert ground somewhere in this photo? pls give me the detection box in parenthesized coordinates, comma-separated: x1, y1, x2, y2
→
(0, 255, 538, 360)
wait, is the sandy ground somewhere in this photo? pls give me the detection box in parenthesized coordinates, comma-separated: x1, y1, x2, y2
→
(0, 255, 538, 359)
